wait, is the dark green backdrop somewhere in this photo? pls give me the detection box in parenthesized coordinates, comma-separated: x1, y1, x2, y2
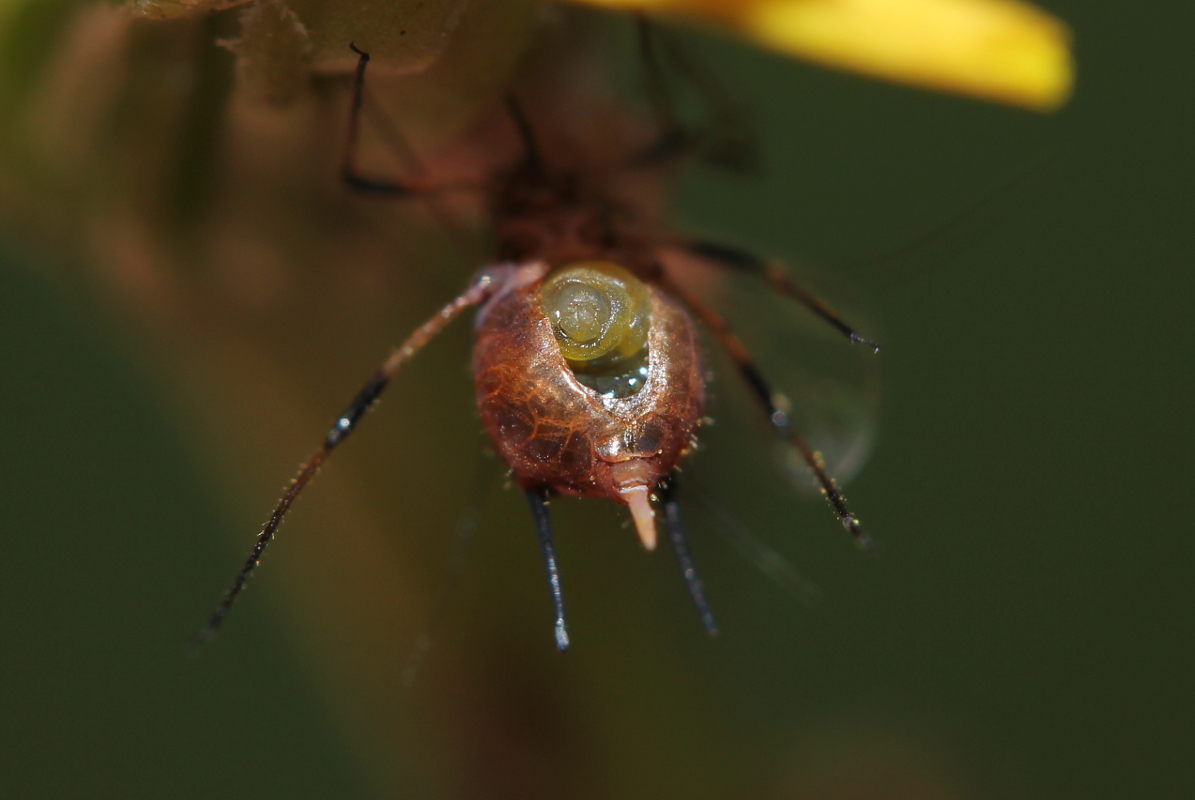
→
(0, 1, 1190, 798)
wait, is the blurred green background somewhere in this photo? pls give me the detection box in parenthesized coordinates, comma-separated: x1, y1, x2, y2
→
(0, 1, 1191, 798)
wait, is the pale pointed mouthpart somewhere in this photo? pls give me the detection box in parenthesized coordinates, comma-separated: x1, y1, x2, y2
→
(620, 484, 658, 551)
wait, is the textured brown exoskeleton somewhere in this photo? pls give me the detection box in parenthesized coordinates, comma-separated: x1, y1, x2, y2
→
(473, 261, 705, 544)
(193, 34, 878, 653)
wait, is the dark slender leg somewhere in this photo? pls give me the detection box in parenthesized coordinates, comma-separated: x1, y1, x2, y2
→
(662, 278, 875, 553)
(341, 44, 485, 262)
(189, 273, 500, 652)
(340, 44, 426, 196)
(525, 488, 570, 652)
(630, 15, 698, 167)
(672, 239, 881, 352)
(659, 480, 718, 636)
(628, 16, 759, 172)
(652, 22, 760, 173)
(504, 95, 547, 179)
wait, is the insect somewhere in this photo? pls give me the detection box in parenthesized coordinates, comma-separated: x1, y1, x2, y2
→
(192, 22, 879, 653)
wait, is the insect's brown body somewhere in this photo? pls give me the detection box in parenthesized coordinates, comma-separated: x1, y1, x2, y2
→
(473, 264, 704, 503)
(195, 42, 874, 653)
(474, 165, 705, 517)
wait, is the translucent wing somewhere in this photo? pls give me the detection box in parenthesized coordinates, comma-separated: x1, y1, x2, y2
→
(669, 248, 882, 491)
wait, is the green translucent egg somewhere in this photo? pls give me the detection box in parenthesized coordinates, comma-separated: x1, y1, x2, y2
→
(540, 261, 652, 367)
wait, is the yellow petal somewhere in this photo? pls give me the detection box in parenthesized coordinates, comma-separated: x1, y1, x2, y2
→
(566, 0, 1074, 110)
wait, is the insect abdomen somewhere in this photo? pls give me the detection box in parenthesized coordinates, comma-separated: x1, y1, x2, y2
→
(472, 265, 704, 504)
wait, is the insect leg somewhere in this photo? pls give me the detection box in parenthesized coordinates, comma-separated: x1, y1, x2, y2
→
(340, 44, 433, 197)
(658, 479, 718, 636)
(190, 272, 501, 651)
(672, 240, 882, 352)
(629, 15, 697, 167)
(503, 95, 547, 178)
(662, 278, 875, 552)
(629, 15, 760, 173)
(524, 488, 570, 652)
